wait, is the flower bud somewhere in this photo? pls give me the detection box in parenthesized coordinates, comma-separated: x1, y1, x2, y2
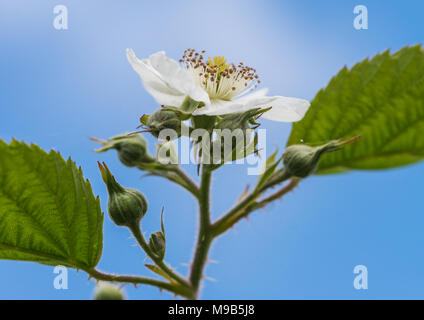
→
(98, 162, 147, 227)
(146, 109, 184, 139)
(94, 282, 125, 300)
(191, 115, 216, 131)
(148, 207, 166, 260)
(91, 134, 154, 167)
(148, 231, 166, 260)
(216, 108, 266, 132)
(282, 136, 361, 178)
(209, 109, 265, 163)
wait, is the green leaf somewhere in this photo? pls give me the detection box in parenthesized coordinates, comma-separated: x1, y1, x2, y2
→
(0, 139, 103, 269)
(288, 45, 424, 174)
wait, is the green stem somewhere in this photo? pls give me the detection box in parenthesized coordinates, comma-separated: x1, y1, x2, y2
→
(128, 222, 190, 289)
(252, 178, 300, 211)
(137, 164, 200, 198)
(189, 165, 212, 297)
(86, 268, 194, 299)
(211, 192, 259, 237)
(170, 166, 200, 198)
(211, 169, 293, 237)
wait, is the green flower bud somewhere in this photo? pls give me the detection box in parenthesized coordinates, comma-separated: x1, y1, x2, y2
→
(147, 109, 184, 139)
(191, 115, 216, 131)
(91, 134, 154, 167)
(98, 162, 147, 227)
(148, 231, 166, 260)
(94, 283, 125, 300)
(208, 109, 266, 164)
(282, 136, 361, 178)
(147, 207, 166, 260)
(216, 107, 270, 132)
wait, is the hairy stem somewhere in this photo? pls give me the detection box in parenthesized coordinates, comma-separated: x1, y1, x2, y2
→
(189, 165, 212, 297)
(252, 178, 300, 210)
(137, 164, 200, 198)
(170, 166, 200, 198)
(211, 169, 293, 237)
(221, 178, 300, 230)
(128, 222, 190, 288)
(86, 268, 194, 299)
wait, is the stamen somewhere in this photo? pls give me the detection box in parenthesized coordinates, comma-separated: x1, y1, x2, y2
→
(180, 49, 260, 100)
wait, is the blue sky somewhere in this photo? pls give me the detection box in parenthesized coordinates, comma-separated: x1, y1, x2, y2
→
(0, 0, 423, 299)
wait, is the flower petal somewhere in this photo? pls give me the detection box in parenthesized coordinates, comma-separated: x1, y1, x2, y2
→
(192, 89, 269, 116)
(260, 96, 310, 122)
(193, 88, 310, 122)
(126, 49, 209, 107)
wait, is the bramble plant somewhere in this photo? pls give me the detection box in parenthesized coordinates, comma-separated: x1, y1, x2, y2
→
(0, 45, 424, 299)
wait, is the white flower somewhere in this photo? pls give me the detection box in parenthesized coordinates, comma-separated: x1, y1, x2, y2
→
(127, 48, 310, 122)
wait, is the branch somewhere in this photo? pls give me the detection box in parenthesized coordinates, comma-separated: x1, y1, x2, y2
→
(252, 178, 300, 211)
(211, 169, 293, 237)
(128, 222, 190, 289)
(138, 165, 200, 198)
(85, 268, 194, 299)
(170, 166, 200, 197)
(189, 165, 213, 296)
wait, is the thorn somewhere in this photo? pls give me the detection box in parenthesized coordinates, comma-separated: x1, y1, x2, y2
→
(133, 283, 138, 288)
(206, 259, 218, 264)
(202, 275, 216, 282)
(244, 216, 250, 222)
(181, 262, 191, 267)
(89, 136, 107, 144)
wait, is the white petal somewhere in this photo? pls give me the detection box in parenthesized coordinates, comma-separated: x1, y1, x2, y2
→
(126, 49, 209, 107)
(192, 99, 245, 116)
(192, 89, 269, 116)
(260, 96, 310, 122)
(193, 88, 310, 122)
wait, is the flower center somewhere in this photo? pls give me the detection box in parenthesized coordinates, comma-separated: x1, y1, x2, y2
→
(180, 49, 260, 101)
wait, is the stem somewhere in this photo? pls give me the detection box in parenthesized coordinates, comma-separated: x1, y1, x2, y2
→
(85, 268, 194, 299)
(128, 222, 190, 289)
(252, 178, 300, 210)
(211, 192, 258, 237)
(170, 166, 200, 198)
(189, 165, 212, 297)
(211, 169, 293, 237)
(223, 178, 300, 230)
(137, 164, 200, 198)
